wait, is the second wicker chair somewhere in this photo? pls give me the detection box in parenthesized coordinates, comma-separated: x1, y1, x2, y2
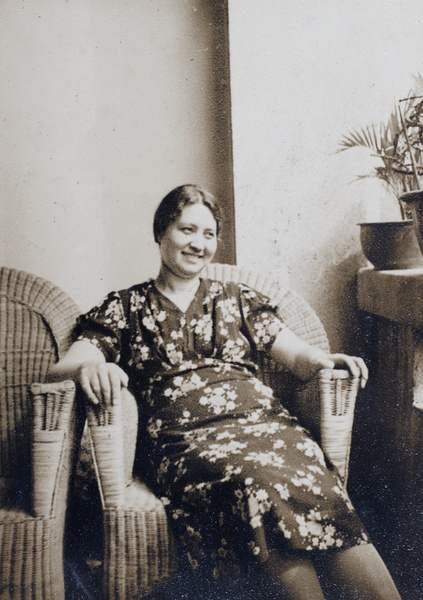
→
(0, 267, 81, 600)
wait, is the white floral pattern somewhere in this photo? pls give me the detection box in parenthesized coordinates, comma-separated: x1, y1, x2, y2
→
(74, 278, 369, 579)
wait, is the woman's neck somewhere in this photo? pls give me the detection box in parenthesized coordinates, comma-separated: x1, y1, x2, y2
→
(155, 265, 200, 296)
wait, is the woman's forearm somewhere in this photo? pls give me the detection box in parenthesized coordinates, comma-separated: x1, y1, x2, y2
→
(269, 328, 334, 380)
(47, 340, 128, 405)
(269, 328, 368, 386)
(46, 340, 106, 382)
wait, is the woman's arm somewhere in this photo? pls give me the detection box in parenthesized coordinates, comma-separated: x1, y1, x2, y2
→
(269, 328, 368, 388)
(47, 340, 128, 405)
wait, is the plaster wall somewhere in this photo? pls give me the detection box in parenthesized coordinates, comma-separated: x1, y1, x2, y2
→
(228, 0, 423, 352)
(0, 0, 234, 312)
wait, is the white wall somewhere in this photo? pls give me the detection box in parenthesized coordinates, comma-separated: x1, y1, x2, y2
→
(228, 0, 423, 352)
(0, 0, 234, 312)
(2, 0, 423, 353)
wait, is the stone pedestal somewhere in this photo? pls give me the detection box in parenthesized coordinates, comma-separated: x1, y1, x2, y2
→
(358, 266, 423, 437)
(358, 267, 423, 592)
(358, 267, 423, 479)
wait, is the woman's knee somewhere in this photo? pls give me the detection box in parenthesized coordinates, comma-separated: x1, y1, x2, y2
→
(261, 549, 326, 600)
(321, 543, 402, 600)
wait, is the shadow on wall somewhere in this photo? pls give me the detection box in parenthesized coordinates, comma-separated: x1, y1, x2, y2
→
(312, 252, 368, 357)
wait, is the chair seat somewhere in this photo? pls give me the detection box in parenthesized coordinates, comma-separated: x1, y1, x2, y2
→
(0, 508, 32, 523)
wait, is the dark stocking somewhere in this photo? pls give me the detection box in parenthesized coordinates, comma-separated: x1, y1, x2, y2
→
(322, 543, 402, 600)
(262, 549, 326, 600)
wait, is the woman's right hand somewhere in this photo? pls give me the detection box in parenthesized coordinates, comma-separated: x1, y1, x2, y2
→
(47, 340, 128, 407)
(78, 361, 129, 407)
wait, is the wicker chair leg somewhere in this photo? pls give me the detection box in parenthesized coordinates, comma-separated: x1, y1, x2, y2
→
(0, 517, 64, 600)
(102, 507, 178, 600)
(86, 394, 179, 600)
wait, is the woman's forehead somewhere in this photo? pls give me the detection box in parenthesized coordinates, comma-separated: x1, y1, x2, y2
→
(177, 203, 217, 227)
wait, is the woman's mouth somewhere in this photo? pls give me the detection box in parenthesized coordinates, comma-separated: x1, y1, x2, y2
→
(183, 252, 203, 260)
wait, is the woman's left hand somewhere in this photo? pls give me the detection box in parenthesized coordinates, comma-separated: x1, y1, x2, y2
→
(325, 353, 368, 388)
(270, 328, 368, 388)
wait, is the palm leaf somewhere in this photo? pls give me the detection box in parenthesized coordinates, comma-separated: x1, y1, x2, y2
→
(339, 75, 423, 206)
(338, 124, 386, 155)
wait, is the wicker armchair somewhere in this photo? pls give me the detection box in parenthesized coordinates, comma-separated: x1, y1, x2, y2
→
(0, 267, 81, 600)
(84, 263, 362, 600)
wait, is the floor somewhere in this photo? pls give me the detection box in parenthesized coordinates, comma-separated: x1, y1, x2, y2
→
(64, 539, 418, 600)
(63, 483, 419, 600)
(64, 555, 269, 600)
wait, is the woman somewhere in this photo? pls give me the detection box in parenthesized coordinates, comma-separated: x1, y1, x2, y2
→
(49, 184, 401, 599)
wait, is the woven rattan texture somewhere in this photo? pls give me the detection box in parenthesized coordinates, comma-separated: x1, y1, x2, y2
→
(205, 263, 330, 353)
(86, 391, 180, 599)
(0, 267, 80, 477)
(0, 267, 80, 600)
(102, 508, 178, 600)
(0, 517, 63, 599)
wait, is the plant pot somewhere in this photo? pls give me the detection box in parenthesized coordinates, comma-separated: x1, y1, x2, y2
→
(359, 221, 423, 270)
(399, 190, 423, 254)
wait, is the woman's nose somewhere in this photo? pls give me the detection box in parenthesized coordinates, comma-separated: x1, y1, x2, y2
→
(189, 234, 205, 251)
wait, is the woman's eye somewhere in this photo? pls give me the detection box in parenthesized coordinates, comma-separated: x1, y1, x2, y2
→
(181, 227, 193, 233)
(205, 232, 216, 239)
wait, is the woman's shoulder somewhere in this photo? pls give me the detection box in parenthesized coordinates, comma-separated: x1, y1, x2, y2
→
(202, 278, 274, 311)
(202, 277, 259, 293)
(115, 279, 155, 312)
(201, 278, 258, 299)
(121, 278, 154, 296)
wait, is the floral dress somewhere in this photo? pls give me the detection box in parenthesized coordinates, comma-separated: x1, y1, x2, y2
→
(74, 278, 369, 578)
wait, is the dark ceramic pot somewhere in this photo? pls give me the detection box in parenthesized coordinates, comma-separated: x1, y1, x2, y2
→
(359, 220, 423, 270)
(399, 190, 423, 255)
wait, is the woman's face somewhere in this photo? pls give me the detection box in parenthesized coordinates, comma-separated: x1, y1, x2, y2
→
(159, 203, 218, 279)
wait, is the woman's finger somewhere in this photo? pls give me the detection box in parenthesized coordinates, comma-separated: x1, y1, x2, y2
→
(108, 366, 127, 405)
(80, 369, 101, 405)
(78, 362, 129, 406)
(331, 354, 360, 377)
(347, 356, 368, 387)
(97, 366, 113, 406)
(331, 354, 368, 387)
(354, 356, 369, 387)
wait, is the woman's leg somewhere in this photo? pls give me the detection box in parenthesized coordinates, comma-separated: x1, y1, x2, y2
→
(261, 549, 326, 600)
(322, 543, 402, 600)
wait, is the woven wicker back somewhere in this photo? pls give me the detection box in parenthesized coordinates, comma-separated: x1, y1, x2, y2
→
(0, 267, 80, 479)
(205, 263, 330, 349)
(204, 263, 330, 392)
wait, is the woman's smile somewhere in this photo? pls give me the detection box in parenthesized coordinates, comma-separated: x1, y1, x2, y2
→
(183, 251, 204, 260)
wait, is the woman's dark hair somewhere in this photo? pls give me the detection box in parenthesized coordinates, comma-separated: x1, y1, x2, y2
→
(153, 184, 222, 243)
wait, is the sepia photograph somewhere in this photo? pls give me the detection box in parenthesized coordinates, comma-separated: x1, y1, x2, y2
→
(1, 1, 423, 598)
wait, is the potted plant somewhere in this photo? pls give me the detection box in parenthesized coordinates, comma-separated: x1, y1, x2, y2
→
(339, 74, 423, 269)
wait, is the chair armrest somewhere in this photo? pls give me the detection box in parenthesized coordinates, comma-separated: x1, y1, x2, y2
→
(86, 401, 126, 509)
(85, 392, 179, 598)
(30, 380, 76, 517)
(293, 369, 361, 484)
(85, 388, 140, 506)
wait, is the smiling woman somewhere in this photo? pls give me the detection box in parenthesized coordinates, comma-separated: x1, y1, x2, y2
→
(155, 204, 217, 305)
(154, 186, 219, 309)
(47, 184, 401, 600)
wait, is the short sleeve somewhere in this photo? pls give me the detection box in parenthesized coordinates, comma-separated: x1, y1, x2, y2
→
(239, 284, 286, 352)
(72, 291, 128, 363)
